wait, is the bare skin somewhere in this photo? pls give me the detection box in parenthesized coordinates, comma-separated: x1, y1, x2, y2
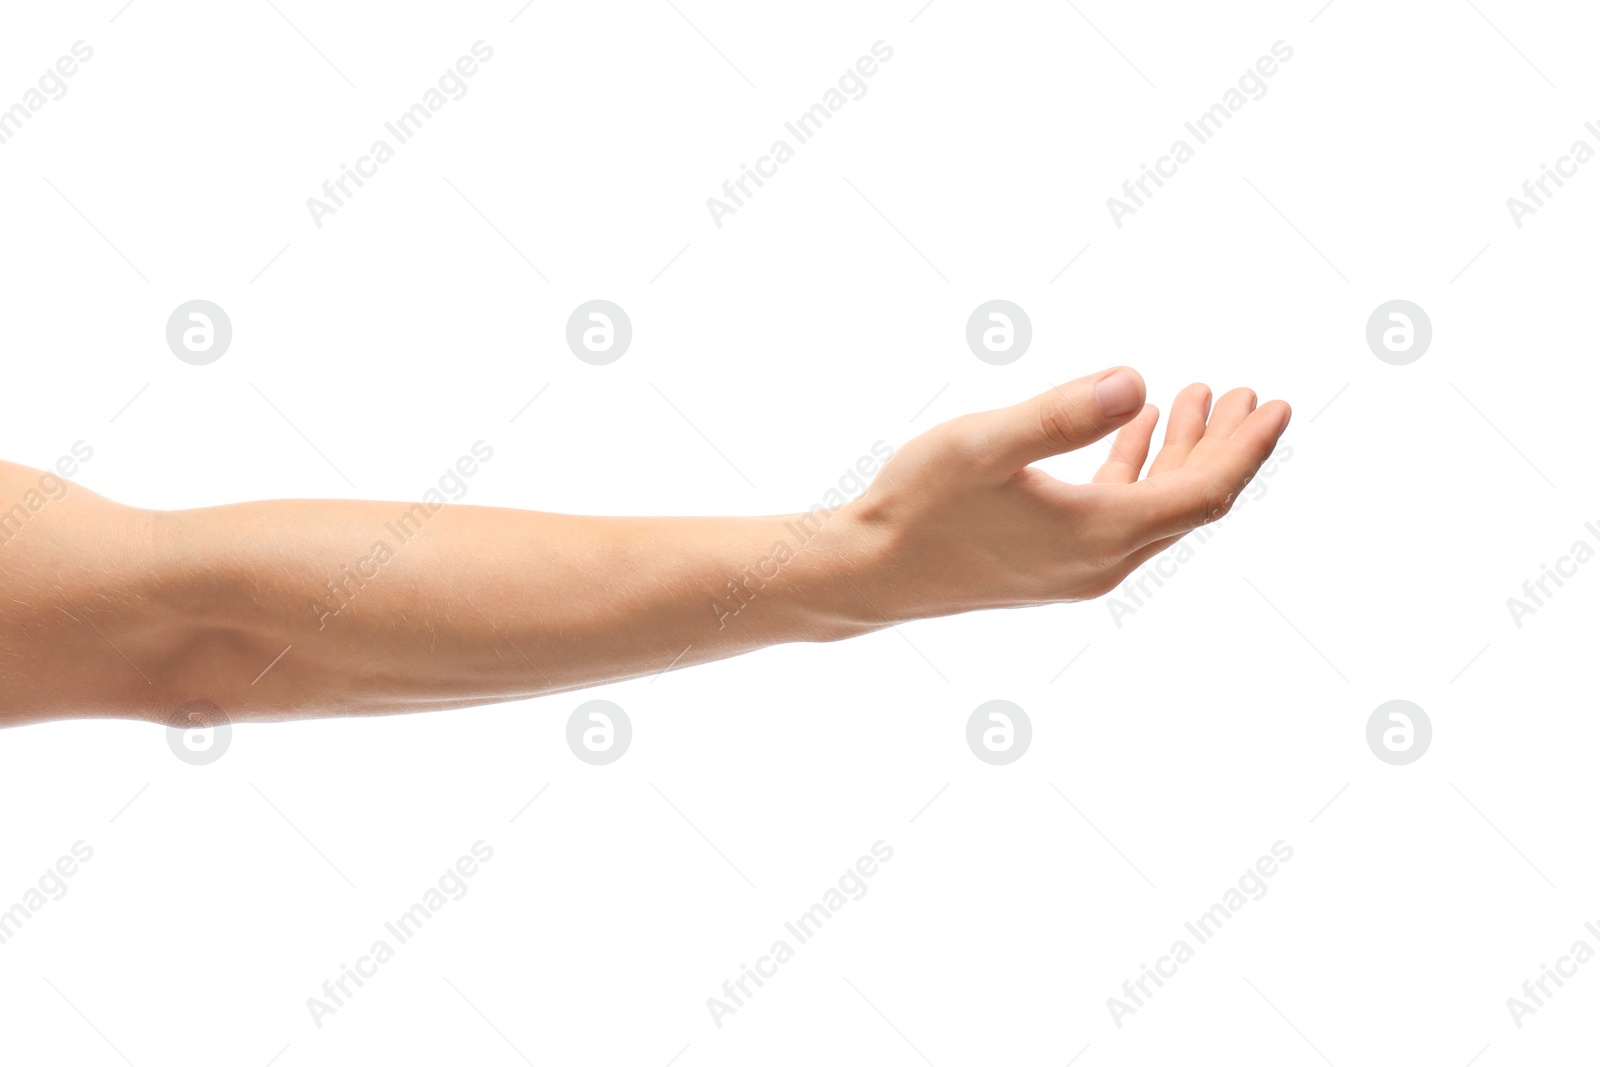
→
(0, 366, 1289, 728)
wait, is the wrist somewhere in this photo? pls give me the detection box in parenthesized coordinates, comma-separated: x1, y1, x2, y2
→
(775, 501, 900, 642)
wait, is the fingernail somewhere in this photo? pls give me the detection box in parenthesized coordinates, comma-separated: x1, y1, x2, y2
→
(1095, 370, 1141, 417)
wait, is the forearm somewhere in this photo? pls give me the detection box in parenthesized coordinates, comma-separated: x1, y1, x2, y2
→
(0, 464, 887, 724)
(5, 482, 903, 729)
(145, 501, 888, 721)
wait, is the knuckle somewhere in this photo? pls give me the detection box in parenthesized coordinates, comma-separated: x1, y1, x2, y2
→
(1038, 397, 1089, 448)
(940, 415, 993, 464)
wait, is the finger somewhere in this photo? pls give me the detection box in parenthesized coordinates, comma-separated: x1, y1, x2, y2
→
(1124, 400, 1292, 543)
(1185, 387, 1257, 466)
(967, 366, 1147, 474)
(1092, 403, 1159, 483)
(1147, 383, 1212, 475)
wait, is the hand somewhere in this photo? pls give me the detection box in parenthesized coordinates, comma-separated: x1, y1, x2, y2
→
(834, 367, 1292, 621)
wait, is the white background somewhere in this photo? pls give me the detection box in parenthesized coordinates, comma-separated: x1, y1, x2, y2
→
(2, 1, 1597, 1064)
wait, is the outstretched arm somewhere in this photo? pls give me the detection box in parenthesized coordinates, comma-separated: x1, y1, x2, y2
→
(0, 367, 1289, 727)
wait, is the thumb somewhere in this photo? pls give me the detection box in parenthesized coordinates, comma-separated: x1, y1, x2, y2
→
(974, 367, 1147, 473)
